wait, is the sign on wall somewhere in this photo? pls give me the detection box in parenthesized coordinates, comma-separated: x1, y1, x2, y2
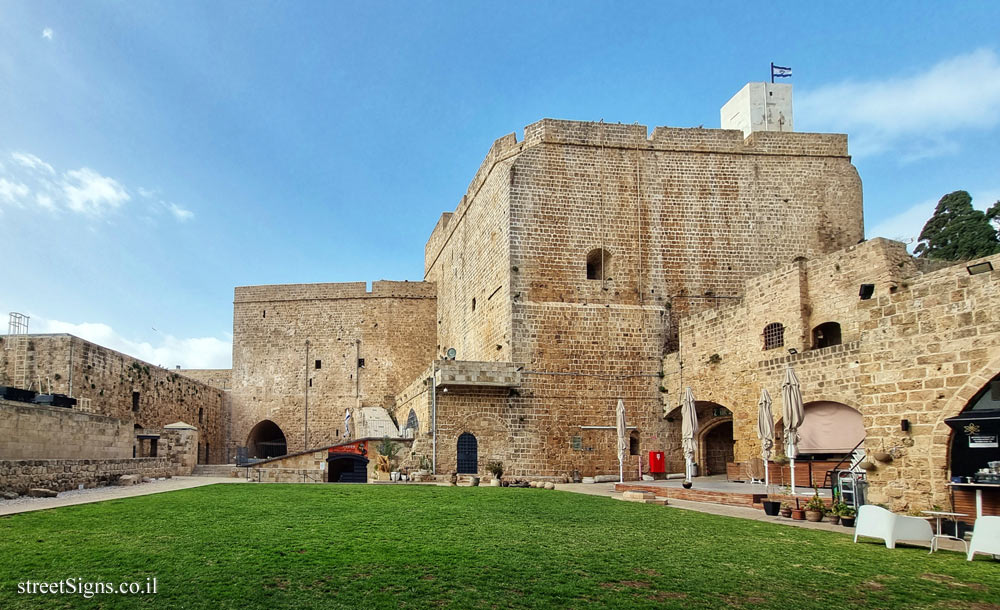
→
(969, 435, 998, 449)
(329, 441, 367, 456)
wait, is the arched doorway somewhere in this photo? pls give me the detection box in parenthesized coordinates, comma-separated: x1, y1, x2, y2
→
(946, 372, 1000, 479)
(702, 420, 734, 476)
(457, 432, 478, 474)
(327, 454, 369, 483)
(247, 420, 287, 459)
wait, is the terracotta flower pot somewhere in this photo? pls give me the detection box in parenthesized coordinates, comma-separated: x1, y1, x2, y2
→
(791, 509, 806, 520)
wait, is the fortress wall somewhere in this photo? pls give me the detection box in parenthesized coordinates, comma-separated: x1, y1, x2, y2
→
(231, 281, 437, 454)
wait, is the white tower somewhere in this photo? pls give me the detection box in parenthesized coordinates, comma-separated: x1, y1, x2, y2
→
(721, 82, 793, 138)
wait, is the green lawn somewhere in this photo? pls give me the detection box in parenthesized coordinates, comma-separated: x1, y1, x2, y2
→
(0, 485, 997, 609)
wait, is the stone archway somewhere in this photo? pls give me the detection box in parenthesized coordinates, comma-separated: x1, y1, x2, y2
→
(247, 419, 287, 459)
(327, 453, 369, 483)
(929, 357, 1000, 501)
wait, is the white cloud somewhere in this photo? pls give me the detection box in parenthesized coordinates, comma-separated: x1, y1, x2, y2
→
(35, 192, 55, 210)
(38, 317, 232, 369)
(166, 202, 194, 221)
(1, 152, 194, 222)
(867, 187, 1000, 249)
(0, 178, 30, 207)
(12, 152, 55, 174)
(62, 167, 130, 215)
(798, 48, 1000, 159)
(42, 28, 53, 40)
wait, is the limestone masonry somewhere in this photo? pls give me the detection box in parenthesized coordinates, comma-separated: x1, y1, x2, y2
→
(3, 83, 997, 516)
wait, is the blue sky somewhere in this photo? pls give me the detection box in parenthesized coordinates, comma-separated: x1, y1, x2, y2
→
(2, 2, 999, 368)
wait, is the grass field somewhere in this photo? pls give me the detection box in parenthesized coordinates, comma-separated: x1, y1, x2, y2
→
(0, 484, 997, 609)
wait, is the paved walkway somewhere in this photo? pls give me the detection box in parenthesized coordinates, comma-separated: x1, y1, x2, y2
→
(553, 481, 971, 555)
(0, 476, 243, 517)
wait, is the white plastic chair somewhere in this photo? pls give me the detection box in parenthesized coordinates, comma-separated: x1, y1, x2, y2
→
(967, 516, 1000, 561)
(854, 505, 933, 549)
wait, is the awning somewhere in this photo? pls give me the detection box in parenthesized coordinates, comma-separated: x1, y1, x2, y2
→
(797, 401, 865, 453)
(944, 409, 1000, 428)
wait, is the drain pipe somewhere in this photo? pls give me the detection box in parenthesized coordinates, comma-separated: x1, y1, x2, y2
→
(430, 366, 437, 475)
(304, 340, 310, 450)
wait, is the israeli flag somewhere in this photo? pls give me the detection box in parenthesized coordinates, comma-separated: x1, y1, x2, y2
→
(771, 63, 792, 79)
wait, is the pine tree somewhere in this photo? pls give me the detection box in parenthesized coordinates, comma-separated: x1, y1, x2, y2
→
(913, 190, 1000, 260)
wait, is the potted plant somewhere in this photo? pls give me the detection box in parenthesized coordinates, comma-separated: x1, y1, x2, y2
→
(377, 436, 399, 477)
(487, 461, 504, 486)
(804, 491, 826, 522)
(762, 486, 781, 516)
(762, 498, 781, 516)
(839, 505, 856, 527)
(826, 506, 840, 526)
(779, 501, 793, 518)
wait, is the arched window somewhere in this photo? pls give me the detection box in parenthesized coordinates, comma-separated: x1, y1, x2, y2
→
(629, 430, 640, 456)
(812, 322, 842, 349)
(404, 409, 419, 437)
(586, 248, 612, 281)
(763, 323, 785, 350)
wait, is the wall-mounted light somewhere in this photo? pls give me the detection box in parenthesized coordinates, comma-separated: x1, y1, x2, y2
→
(967, 261, 994, 275)
(787, 348, 798, 355)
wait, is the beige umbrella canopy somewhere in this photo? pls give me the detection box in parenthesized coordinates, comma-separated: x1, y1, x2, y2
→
(681, 387, 699, 483)
(757, 387, 774, 489)
(781, 367, 805, 493)
(616, 398, 627, 483)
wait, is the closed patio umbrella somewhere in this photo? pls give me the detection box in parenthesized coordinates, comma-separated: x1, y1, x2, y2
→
(616, 398, 627, 483)
(781, 367, 804, 494)
(681, 387, 699, 484)
(757, 387, 774, 490)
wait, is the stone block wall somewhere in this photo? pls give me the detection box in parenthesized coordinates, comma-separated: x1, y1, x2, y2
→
(0, 399, 132, 460)
(409, 118, 865, 478)
(0, 458, 174, 494)
(231, 281, 436, 454)
(663, 239, 1000, 512)
(0, 334, 227, 463)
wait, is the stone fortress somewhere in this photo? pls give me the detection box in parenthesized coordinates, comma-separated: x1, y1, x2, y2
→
(2, 82, 997, 519)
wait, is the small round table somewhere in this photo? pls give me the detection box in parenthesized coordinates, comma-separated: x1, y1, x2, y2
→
(921, 510, 969, 554)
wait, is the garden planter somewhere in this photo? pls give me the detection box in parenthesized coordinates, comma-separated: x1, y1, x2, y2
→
(779, 508, 792, 518)
(490, 479, 501, 487)
(763, 500, 781, 516)
(827, 514, 840, 526)
(805, 510, 823, 522)
(840, 516, 856, 527)
(791, 509, 806, 520)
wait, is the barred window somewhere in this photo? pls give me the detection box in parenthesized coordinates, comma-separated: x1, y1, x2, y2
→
(763, 323, 785, 350)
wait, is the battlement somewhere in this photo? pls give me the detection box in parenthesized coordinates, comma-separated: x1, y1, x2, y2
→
(234, 280, 436, 303)
(523, 118, 848, 157)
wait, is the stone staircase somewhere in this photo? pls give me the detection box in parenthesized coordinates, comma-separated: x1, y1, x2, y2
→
(191, 464, 237, 477)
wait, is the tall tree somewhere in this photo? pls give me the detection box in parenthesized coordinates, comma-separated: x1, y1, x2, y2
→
(913, 190, 1000, 260)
